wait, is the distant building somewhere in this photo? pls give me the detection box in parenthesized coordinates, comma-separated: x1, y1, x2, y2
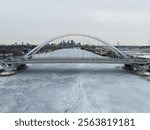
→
(58, 40, 80, 48)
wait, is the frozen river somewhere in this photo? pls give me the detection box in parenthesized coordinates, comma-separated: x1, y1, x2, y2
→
(0, 63, 150, 113)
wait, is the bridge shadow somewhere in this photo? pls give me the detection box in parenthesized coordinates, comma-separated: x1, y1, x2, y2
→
(23, 65, 126, 75)
(0, 69, 4, 72)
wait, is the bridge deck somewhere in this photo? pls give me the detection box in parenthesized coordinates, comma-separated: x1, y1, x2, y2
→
(0, 57, 150, 64)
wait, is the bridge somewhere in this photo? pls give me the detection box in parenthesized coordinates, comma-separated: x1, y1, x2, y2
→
(0, 34, 150, 73)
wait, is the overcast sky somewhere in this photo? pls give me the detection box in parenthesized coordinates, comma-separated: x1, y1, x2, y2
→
(0, 0, 150, 45)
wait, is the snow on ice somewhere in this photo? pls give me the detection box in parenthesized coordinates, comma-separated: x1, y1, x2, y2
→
(0, 49, 150, 113)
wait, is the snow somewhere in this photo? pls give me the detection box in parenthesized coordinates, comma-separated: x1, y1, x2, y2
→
(0, 64, 150, 113)
(140, 55, 150, 58)
(125, 51, 150, 58)
(0, 49, 150, 113)
(0, 71, 16, 76)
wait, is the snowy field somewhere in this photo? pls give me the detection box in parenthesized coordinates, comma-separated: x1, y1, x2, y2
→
(0, 49, 150, 113)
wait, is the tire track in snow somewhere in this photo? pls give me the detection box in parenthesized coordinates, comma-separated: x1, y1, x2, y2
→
(64, 64, 106, 113)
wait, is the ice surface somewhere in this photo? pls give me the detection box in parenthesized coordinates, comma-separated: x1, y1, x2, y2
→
(0, 64, 150, 113)
(0, 49, 150, 113)
(33, 48, 104, 58)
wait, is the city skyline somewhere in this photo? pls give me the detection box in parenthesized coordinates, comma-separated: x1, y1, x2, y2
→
(0, 0, 150, 45)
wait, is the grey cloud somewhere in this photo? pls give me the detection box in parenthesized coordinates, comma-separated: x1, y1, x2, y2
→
(0, 0, 150, 45)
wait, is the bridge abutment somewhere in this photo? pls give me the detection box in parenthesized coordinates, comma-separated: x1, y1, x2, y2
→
(124, 64, 134, 71)
(0, 63, 27, 76)
(1, 63, 17, 71)
(124, 63, 150, 72)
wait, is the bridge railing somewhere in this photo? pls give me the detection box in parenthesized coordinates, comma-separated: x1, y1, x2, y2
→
(1, 56, 150, 64)
(19, 57, 131, 64)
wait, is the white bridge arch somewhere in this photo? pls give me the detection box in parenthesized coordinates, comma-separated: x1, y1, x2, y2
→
(26, 34, 128, 59)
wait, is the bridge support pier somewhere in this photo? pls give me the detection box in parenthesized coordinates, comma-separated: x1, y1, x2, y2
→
(1, 63, 17, 72)
(0, 63, 27, 76)
(124, 64, 134, 71)
(124, 63, 150, 72)
(133, 64, 150, 72)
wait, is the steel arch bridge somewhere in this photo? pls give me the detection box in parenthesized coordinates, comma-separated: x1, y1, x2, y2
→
(0, 34, 150, 73)
(25, 34, 128, 59)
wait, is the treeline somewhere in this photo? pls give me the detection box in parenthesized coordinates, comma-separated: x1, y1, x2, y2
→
(81, 44, 118, 58)
(0, 44, 37, 56)
(37, 40, 118, 58)
(1, 41, 149, 58)
(38, 40, 81, 53)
